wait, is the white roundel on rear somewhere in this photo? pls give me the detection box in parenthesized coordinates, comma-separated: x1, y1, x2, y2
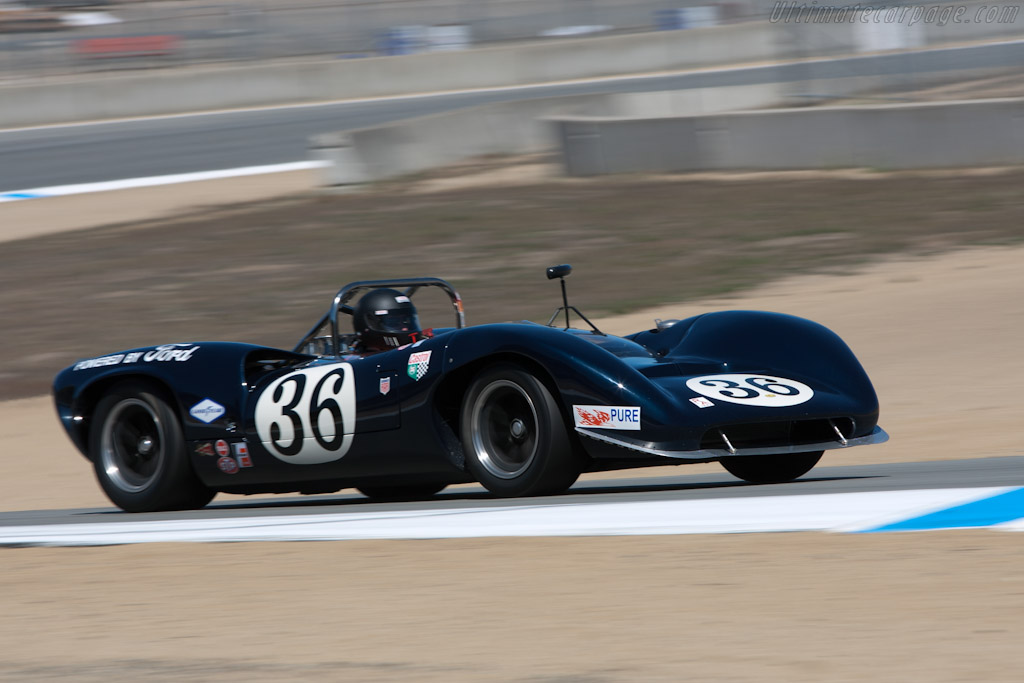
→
(686, 374, 814, 407)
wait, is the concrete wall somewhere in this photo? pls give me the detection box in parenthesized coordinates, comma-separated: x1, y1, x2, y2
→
(311, 95, 616, 185)
(611, 84, 785, 117)
(556, 98, 1024, 175)
(312, 85, 786, 185)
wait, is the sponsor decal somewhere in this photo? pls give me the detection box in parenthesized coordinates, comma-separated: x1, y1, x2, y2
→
(194, 442, 214, 457)
(73, 344, 200, 371)
(407, 350, 432, 381)
(217, 456, 239, 474)
(573, 405, 642, 430)
(685, 374, 814, 407)
(254, 363, 356, 465)
(233, 442, 252, 468)
(689, 396, 715, 409)
(215, 439, 230, 458)
(142, 344, 199, 362)
(379, 376, 391, 395)
(73, 354, 124, 371)
(189, 398, 225, 424)
(394, 295, 411, 303)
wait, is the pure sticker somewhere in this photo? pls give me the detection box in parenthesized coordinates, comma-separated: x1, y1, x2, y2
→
(573, 405, 642, 430)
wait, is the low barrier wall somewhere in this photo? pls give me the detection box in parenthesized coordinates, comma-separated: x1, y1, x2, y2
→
(556, 97, 1024, 174)
(311, 95, 616, 185)
(311, 85, 785, 185)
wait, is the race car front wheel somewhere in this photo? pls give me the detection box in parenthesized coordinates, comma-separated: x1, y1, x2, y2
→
(90, 381, 215, 512)
(719, 451, 823, 484)
(460, 364, 582, 497)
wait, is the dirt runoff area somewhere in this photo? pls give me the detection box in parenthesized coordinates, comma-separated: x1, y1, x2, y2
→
(2, 169, 1024, 681)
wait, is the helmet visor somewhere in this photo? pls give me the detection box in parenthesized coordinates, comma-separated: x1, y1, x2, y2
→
(369, 311, 420, 334)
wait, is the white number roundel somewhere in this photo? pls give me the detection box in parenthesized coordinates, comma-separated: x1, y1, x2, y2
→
(255, 363, 356, 464)
(686, 373, 814, 407)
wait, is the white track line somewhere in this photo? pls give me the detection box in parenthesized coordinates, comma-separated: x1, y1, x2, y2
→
(0, 160, 328, 203)
(0, 487, 1014, 547)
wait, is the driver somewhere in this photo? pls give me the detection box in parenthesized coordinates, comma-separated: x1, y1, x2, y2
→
(352, 288, 429, 353)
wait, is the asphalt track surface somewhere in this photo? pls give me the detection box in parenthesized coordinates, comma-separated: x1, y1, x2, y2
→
(1, 39, 1023, 192)
(3, 455, 1022, 528)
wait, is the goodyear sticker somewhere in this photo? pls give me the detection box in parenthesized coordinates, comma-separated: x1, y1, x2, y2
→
(189, 398, 225, 424)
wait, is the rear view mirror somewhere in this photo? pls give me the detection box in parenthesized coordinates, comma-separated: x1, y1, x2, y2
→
(546, 264, 572, 280)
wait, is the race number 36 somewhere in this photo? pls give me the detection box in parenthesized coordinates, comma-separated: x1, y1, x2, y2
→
(686, 373, 814, 407)
(254, 364, 356, 464)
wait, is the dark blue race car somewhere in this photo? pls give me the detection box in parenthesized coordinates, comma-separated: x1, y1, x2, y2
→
(53, 266, 888, 512)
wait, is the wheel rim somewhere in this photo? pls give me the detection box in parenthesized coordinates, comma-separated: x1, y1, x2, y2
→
(99, 398, 165, 493)
(471, 379, 539, 479)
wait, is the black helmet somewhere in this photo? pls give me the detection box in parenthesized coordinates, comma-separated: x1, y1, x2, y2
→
(353, 288, 422, 351)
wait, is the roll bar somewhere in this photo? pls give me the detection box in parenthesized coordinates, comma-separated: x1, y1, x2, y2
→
(293, 277, 465, 355)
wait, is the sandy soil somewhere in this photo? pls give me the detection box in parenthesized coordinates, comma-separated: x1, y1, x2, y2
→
(2, 182, 1023, 681)
(2, 532, 1023, 682)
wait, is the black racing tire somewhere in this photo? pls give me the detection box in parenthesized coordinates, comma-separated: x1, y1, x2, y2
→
(460, 363, 582, 497)
(356, 483, 448, 501)
(719, 451, 824, 484)
(89, 381, 215, 512)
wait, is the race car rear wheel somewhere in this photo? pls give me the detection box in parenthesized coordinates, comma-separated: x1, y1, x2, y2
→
(356, 483, 447, 501)
(460, 364, 582, 497)
(719, 451, 823, 484)
(91, 381, 215, 512)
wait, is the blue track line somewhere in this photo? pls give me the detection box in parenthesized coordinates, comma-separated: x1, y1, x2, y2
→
(0, 192, 45, 200)
(863, 487, 1024, 532)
